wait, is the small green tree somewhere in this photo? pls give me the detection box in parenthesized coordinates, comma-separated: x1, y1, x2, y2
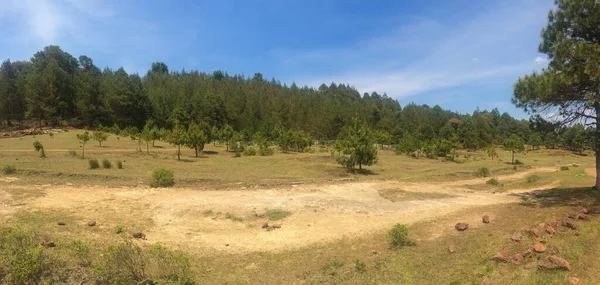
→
(92, 131, 108, 147)
(77, 131, 91, 159)
(168, 123, 186, 160)
(373, 130, 392, 150)
(528, 132, 543, 150)
(211, 126, 220, 146)
(486, 146, 498, 160)
(141, 124, 153, 155)
(276, 129, 293, 153)
(503, 134, 525, 164)
(333, 120, 378, 170)
(33, 141, 45, 158)
(186, 122, 208, 157)
(220, 124, 234, 151)
(395, 134, 422, 158)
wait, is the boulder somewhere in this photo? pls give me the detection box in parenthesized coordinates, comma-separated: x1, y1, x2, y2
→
(132, 232, 146, 239)
(567, 213, 577, 219)
(545, 225, 555, 235)
(514, 253, 524, 263)
(87, 221, 96, 227)
(482, 215, 490, 224)
(448, 244, 456, 253)
(261, 222, 269, 229)
(538, 255, 570, 271)
(523, 249, 533, 258)
(491, 251, 510, 263)
(57, 221, 66, 226)
(565, 221, 577, 230)
(533, 242, 547, 253)
(455, 222, 469, 231)
(581, 208, 590, 214)
(577, 213, 589, 220)
(510, 232, 523, 242)
(529, 227, 541, 237)
(569, 277, 580, 284)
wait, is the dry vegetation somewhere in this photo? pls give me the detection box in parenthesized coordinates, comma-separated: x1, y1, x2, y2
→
(1, 130, 599, 284)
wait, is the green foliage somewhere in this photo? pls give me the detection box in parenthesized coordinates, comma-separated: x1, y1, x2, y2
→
(68, 150, 79, 158)
(560, 166, 570, 171)
(477, 167, 490, 178)
(486, 178, 499, 185)
(265, 209, 291, 221)
(185, 122, 208, 157)
(92, 240, 195, 285)
(503, 134, 525, 164)
(219, 124, 235, 151)
(258, 144, 274, 156)
(76, 131, 91, 158)
(117, 160, 123, 169)
(243, 146, 257, 156)
(89, 159, 100, 169)
(486, 146, 497, 160)
(353, 259, 366, 273)
(167, 123, 187, 160)
(333, 120, 378, 170)
(102, 159, 112, 169)
(527, 175, 540, 183)
(0, 227, 44, 284)
(2, 165, 16, 175)
(150, 168, 175, 188)
(92, 130, 108, 147)
(388, 224, 415, 248)
(528, 132, 543, 150)
(33, 140, 45, 158)
(113, 225, 126, 234)
(225, 213, 244, 222)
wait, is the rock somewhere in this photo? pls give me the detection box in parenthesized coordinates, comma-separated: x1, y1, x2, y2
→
(261, 222, 269, 229)
(582, 208, 590, 214)
(538, 255, 570, 271)
(57, 221, 66, 226)
(271, 224, 281, 229)
(514, 253, 524, 262)
(523, 249, 533, 258)
(534, 242, 547, 253)
(44, 241, 56, 247)
(569, 277, 580, 284)
(455, 222, 469, 231)
(567, 213, 577, 219)
(545, 225, 555, 235)
(538, 236, 549, 243)
(565, 221, 577, 230)
(225, 243, 229, 246)
(132, 232, 146, 239)
(371, 249, 377, 254)
(481, 277, 492, 285)
(577, 213, 589, 220)
(523, 265, 532, 271)
(491, 251, 510, 263)
(448, 244, 456, 253)
(482, 215, 490, 224)
(510, 232, 523, 242)
(530, 227, 541, 237)
(87, 221, 96, 227)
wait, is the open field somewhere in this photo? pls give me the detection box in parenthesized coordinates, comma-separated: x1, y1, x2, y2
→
(1, 130, 599, 284)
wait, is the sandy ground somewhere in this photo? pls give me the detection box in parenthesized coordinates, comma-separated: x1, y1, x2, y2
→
(0, 167, 559, 253)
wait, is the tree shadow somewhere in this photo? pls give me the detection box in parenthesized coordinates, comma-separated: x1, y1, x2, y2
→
(510, 187, 600, 209)
(178, 159, 196, 163)
(203, 150, 219, 155)
(573, 152, 588, 157)
(352, 169, 377, 176)
(152, 146, 165, 149)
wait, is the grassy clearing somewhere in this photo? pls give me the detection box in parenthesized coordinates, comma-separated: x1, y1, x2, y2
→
(265, 209, 291, 221)
(0, 131, 593, 188)
(378, 189, 456, 202)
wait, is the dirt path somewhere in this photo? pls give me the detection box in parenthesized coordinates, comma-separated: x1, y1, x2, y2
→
(0, 168, 557, 253)
(585, 168, 596, 177)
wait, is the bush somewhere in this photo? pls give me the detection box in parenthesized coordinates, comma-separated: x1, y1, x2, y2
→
(477, 167, 490, 177)
(117, 160, 123, 169)
(150, 168, 174, 188)
(388, 224, 415, 248)
(258, 145, 274, 156)
(3, 165, 16, 175)
(486, 178, 499, 185)
(243, 146, 257, 156)
(572, 163, 579, 167)
(68, 150, 79, 158)
(89, 159, 100, 169)
(102, 159, 112, 169)
(0, 227, 45, 284)
(92, 240, 195, 284)
(526, 175, 540, 183)
(560, 166, 570, 171)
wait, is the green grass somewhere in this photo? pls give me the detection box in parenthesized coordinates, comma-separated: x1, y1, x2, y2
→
(225, 213, 244, 222)
(265, 209, 291, 221)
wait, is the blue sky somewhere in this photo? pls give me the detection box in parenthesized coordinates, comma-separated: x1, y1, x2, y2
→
(0, 0, 554, 117)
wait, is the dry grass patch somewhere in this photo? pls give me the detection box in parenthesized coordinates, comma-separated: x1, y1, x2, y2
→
(378, 189, 455, 202)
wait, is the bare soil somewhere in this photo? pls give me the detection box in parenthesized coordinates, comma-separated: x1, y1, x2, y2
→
(0, 167, 558, 254)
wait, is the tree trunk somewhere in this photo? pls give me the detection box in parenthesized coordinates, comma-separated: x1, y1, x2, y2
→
(146, 142, 149, 155)
(512, 151, 515, 164)
(82, 144, 85, 159)
(177, 145, 181, 160)
(195, 147, 198, 157)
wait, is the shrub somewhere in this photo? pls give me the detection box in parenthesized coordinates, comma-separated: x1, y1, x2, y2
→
(477, 167, 490, 177)
(68, 150, 79, 158)
(33, 141, 45, 158)
(102, 159, 112, 169)
(258, 145, 274, 156)
(486, 178, 499, 185)
(514, 159, 524, 165)
(150, 168, 174, 188)
(354, 259, 366, 273)
(114, 225, 126, 234)
(572, 163, 579, 167)
(243, 146, 257, 156)
(388, 224, 415, 248)
(0, 227, 45, 284)
(89, 159, 100, 169)
(92, 240, 195, 284)
(526, 175, 540, 183)
(560, 166, 570, 171)
(117, 160, 123, 169)
(266, 209, 291, 221)
(3, 165, 16, 175)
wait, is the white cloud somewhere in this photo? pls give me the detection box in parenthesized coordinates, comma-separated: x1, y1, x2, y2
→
(472, 57, 479, 61)
(535, 56, 549, 64)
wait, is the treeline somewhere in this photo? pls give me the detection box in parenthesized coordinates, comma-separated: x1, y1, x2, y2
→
(0, 45, 594, 152)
